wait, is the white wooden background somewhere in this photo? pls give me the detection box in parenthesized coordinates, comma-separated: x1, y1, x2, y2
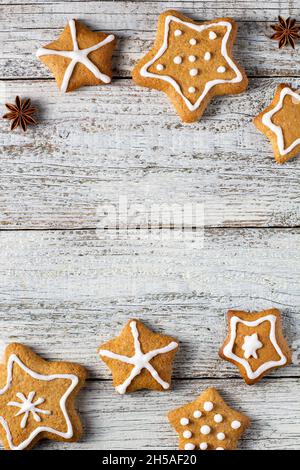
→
(0, 0, 299, 450)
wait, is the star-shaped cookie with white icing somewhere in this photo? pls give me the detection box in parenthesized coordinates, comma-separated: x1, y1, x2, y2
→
(132, 10, 248, 122)
(98, 319, 179, 394)
(0, 343, 86, 450)
(36, 19, 116, 92)
(219, 309, 292, 385)
(168, 387, 250, 450)
(254, 84, 300, 163)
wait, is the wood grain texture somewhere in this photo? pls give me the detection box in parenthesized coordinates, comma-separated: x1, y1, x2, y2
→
(0, 228, 299, 378)
(1, 1, 300, 79)
(34, 378, 300, 450)
(1, 0, 300, 451)
(1, 79, 300, 229)
(1, 0, 299, 26)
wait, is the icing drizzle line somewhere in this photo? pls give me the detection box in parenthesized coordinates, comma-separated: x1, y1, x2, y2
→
(36, 19, 115, 92)
(99, 321, 178, 394)
(140, 16, 243, 112)
(7, 391, 51, 429)
(0, 354, 79, 450)
(223, 314, 287, 380)
(262, 86, 300, 156)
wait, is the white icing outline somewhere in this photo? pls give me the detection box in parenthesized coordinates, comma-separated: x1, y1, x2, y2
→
(0, 354, 79, 450)
(36, 19, 115, 92)
(140, 16, 243, 111)
(223, 314, 287, 380)
(99, 320, 178, 394)
(261, 87, 300, 156)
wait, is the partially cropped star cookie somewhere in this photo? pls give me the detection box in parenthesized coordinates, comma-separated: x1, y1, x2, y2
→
(168, 387, 250, 450)
(98, 320, 179, 394)
(36, 19, 116, 92)
(219, 309, 292, 385)
(254, 84, 300, 163)
(132, 10, 248, 123)
(0, 343, 86, 450)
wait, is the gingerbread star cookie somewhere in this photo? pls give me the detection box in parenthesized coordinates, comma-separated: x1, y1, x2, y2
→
(219, 309, 292, 385)
(168, 387, 250, 450)
(36, 19, 116, 92)
(254, 84, 300, 164)
(98, 319, 179, 394)
(0, 343, 86, 450)
(132, 10, 248, 123)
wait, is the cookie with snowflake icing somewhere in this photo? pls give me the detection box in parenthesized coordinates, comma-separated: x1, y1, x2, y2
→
(0, 343, 86, 450)
(36, 19, 116, 92)
(132, 10, 248, 123)
(168, 387, 250, 450)
(98, 319, 179, 394)
(253, 84, 300, 164)
(219, 309, 292, 385)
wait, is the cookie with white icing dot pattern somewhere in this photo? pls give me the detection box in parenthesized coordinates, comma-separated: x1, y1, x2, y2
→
(167, 387, 250, 450)
(219, 308, 291, 385)
(132, 10, 248, 122)
(98, 319, 178, 394)
(36, 19, 116, 92)
(0, 343, 86, 450)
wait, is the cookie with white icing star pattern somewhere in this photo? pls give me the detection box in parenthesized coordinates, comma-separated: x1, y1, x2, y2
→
(219, 308, 292, 385)
(0, 343, 86, 450)
(132, 10, 248, 123)
(36, 19, 116, 92)
(98, 319, 179, 394)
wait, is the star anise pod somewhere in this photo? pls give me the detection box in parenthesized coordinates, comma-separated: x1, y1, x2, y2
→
(2, 96, 37, 131)
(271, 16, 300, 49)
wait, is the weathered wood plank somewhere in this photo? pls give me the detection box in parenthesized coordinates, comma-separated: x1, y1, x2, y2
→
(1, 79, 300, 229)
(0, 228, 299, 378)
(0, 1, 298, 28)
(0, 2, 299, 79)
(24, 378, 300, 450)
(0, 0, 296, 6)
